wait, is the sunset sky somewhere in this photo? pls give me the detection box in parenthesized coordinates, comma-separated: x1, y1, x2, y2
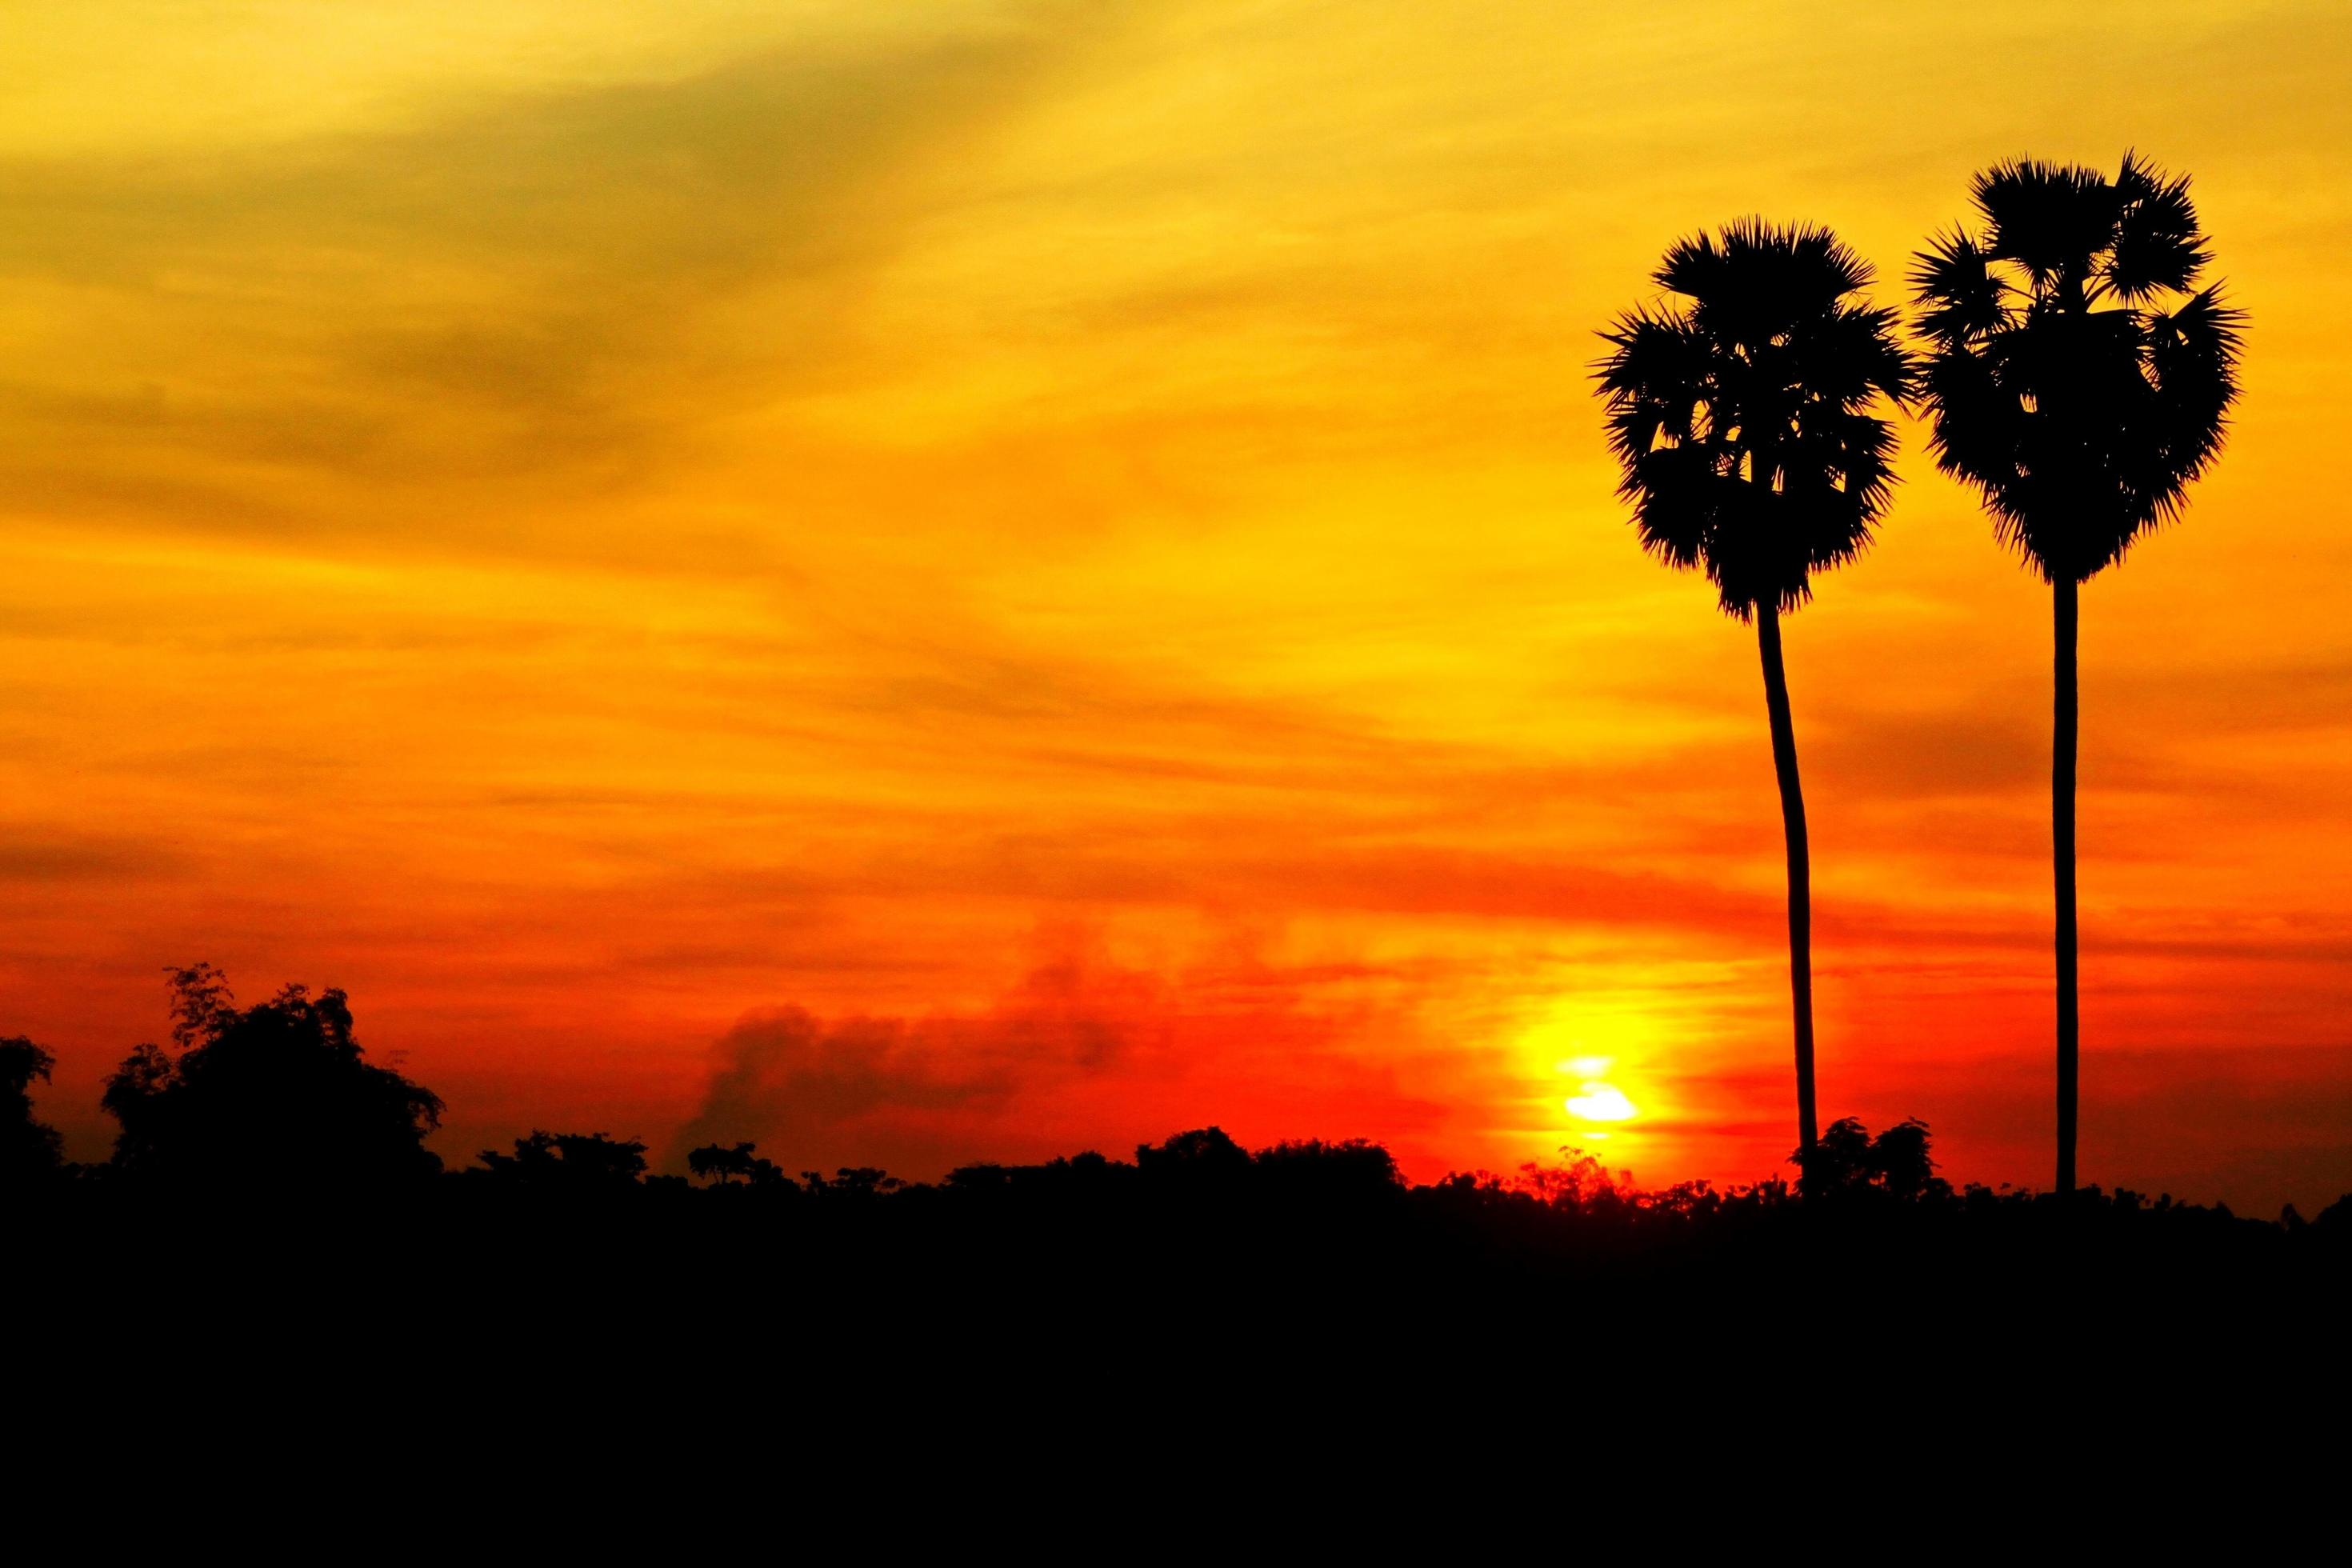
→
(4, 2, 2349, 1210)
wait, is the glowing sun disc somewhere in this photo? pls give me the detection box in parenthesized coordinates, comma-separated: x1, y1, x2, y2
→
(1565, 1082, 1638, 1122)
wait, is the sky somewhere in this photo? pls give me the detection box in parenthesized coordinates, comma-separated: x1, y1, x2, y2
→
(3, 1, 2349, 1210)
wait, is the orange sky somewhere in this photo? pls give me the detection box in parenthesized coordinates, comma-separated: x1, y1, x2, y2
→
(3, 2, 2349, 1210)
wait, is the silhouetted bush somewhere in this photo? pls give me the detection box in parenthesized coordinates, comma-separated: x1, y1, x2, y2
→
(99, 964, 442, 1192)
(1795, 1115, 1951, 1203)
(1, 1034, 64, 1186)
(688, 1140, 787, 1187)
(1135, 1126, 1253, 1189)
(470, 1130, 649, 1191)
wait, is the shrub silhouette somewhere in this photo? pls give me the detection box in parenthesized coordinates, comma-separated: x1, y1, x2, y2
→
(1252, 1138, 1405, 1205)
(473, 1130, 650, 1190)
(1795, 1116, 1950, 1202)
(1, 1034, 64, 1186)
(1135, 1126, 1254, 1206)
(800, 1166, 902, 1200)
(688, 1140, 786, 1186)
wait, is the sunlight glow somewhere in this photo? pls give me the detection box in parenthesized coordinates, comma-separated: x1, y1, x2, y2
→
(1566, 1082, 1638, 1122)
(5, 3, 2342, 1206)
(1518, 1002, 1660, 1149)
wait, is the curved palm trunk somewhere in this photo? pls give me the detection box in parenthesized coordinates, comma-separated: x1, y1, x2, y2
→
(2054, 575, 2079, 1196)
(1756, 602, 1819, 1180)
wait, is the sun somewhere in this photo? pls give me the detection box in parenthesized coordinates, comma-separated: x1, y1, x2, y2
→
(1554, 1052, 1639, 1122)
(1513, 1002, 1661, 1145)
(1565, 1081, 1638, 1122)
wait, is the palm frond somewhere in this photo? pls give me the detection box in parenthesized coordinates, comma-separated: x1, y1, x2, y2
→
(2137, 282, 2245, 509)
(1661, 218, 1873, 350)
(2106, 150, 2209, 301)
(1910, 228, 2011, 348)
(1594, 306, 1706, 402)
(2146, 282, 2246, 392)
(1626, 442, 1728, 572)
(1974, 158, 2118, 295)
(1822, 300, 1918, 406)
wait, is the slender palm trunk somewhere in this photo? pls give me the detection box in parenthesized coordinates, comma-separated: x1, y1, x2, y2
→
(1755, 602, 1818, 1178)
(2054, 574, 2079, 1197)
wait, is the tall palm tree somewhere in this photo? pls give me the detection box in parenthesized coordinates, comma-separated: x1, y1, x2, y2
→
(1596, 221, 1914, 1180)
(1913, 154, 2242, 1195)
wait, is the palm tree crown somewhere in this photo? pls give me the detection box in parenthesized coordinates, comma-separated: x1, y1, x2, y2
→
(1911, 152, 2243, 582)
(1597, 219, 1914, 619)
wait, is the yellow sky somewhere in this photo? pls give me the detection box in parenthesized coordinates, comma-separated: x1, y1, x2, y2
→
(3, 2, 2349, 1206)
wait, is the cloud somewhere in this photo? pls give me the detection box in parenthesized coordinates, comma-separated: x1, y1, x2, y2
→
(0, 5, 1147, 555)
(669, 926, 1454, 1179)
(0, 830, 179, 884)
(669, 934, 1161, 1176)
(1812, 707, 2046, 802)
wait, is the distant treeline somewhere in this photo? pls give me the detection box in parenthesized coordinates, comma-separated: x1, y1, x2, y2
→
(9, 967, 2350, 1295)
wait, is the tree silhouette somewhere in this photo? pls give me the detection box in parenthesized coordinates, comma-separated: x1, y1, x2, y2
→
(800, 1166, 902, 1199)
(1135, 1126, 1253, 1194)
(1913, 154, 2242, 1194)
(1, 1035, 65, 1185)
(1796, 1115, 1949, 1202)
(1252, 1138, 1405, 1205)
(101, 964, 444, 1190)
(688, 1139, 785, 1186)
(1596, 222, 1914, 1174)
(474, 1130, 649, 1190)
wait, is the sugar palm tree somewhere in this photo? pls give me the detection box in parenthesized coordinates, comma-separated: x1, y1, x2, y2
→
(1913, 154, 2242, 1195)
(1596, 221, 1914, 1178)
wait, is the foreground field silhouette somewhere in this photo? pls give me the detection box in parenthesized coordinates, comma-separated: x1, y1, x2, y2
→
(11, 967, 2350, 1314)
(14, 970, 2352, 1453)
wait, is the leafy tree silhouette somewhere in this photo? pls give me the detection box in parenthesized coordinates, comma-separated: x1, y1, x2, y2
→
(1796, 1116, 1950, 1202)
(474, 1130, 649, 1190)
(1136, 1126, 1253, 1190)
(687, 1140, 786, 1186)
(101, 964, 443, 1190)
(1913, 154, 2242, 1195)
(1596, 222, 1915, 1176)
(1, 1035, 65, 1185)
(1516, 1149, 1634, 1212)
(689, 1140, 752, 1184)
(1252, 1138, 1405, 1204)
(801, 1166, 902, 1200)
